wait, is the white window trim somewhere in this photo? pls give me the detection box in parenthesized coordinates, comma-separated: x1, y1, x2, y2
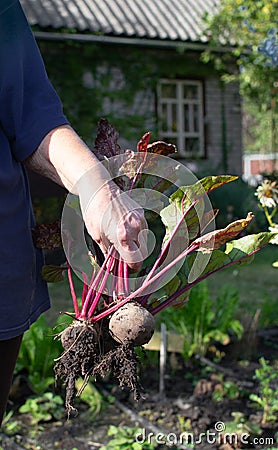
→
(157, 79, 204, 158)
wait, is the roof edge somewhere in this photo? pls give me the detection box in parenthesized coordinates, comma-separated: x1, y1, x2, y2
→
(33, 30, 234, 53)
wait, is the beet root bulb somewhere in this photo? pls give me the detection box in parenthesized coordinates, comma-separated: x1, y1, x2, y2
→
(109, 302, 155, 346)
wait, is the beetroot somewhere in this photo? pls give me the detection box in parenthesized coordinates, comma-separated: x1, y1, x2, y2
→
(109, 302, 155, 346)
(55, 315, 143, 415)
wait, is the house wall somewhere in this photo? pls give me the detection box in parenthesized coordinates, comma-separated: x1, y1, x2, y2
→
(117, 76, 243, 178)
(31, 41, 242, 198)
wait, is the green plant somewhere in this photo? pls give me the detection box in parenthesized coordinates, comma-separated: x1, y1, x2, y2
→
(250, 357, 278, 424)
(75, 379, 105, 419)
(32, 196, 65, 224)
(259, 293, 278, 327)
(15, 315, 65, 394)
(100, 425, 157, 450)
(223, 411, 261, 441)
(1, 410, 22, 436)
(40, 42, 156, 144)
(158, 281, 243, 359)
(177, 416, 192, 433)
(202, 1, 278, 156)
(212, 375, 240, 402)
(19, 392, 64, 425)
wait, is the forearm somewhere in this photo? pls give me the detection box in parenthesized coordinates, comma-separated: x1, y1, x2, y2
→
(25, 124, 109, 194)
(25, 123, 147, 270)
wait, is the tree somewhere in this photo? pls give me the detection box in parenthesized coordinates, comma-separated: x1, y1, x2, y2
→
(202, 0, 278, 155)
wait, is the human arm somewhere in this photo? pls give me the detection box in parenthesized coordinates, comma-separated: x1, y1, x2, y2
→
(25, 124, 147, 271)
(0, 1, 147, 270)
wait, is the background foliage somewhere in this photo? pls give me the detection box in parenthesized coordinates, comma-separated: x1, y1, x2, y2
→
(202, 0, 278, 155)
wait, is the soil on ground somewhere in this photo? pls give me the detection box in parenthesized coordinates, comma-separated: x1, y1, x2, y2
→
(1, 327, 277, 450)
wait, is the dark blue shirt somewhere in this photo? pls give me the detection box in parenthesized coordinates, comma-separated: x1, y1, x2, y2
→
(0, 0, 68, 339)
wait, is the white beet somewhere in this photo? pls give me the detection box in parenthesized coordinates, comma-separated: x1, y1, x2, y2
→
(109, 302, 155, 346)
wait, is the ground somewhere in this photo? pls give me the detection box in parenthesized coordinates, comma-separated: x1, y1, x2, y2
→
(1, 327, 277, 450)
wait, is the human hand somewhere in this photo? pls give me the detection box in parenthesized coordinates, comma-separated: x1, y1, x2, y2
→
(80, 180, 148, 272)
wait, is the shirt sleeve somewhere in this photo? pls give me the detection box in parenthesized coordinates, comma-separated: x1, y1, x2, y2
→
(0, 0, 69, 162)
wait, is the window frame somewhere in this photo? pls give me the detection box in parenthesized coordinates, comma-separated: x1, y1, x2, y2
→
(157, 78, 205, 159)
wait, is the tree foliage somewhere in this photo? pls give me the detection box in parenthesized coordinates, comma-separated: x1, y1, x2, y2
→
(202, 0, 278, 153)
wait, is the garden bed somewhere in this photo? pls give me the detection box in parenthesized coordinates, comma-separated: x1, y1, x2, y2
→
(1, 325, 277, 450)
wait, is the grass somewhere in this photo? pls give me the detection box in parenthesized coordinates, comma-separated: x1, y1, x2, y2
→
(207, 245, 278, 325)
(45, 245, 277, 327)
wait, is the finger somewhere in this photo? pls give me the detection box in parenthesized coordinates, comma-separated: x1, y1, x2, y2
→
(115, 217, 149, 271)
(118, 240, 144, 272)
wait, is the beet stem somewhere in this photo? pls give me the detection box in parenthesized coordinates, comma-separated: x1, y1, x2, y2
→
(67, 263, 79, 317)
(117, 257, 125, 297)
(138, 199, 198, 306)
(81, 271, 89, 307)
(92, 243, 198, 322)
(86, 251, 115, 318)
(80, 246, 115, 318)
(123, 261, 129, 296)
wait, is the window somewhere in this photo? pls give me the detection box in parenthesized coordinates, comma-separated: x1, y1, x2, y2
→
(157, 79, 204, 158)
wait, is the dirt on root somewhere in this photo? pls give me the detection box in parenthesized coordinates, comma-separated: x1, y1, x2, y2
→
(54, 318, 142, 415)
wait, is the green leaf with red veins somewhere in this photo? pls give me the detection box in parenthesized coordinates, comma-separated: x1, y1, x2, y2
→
(184, 231, 275, 284)
(182, 200, 206, 241)
(119, 153, 179, 194)
(225, 232, 276, 260)
(160, 175, 238, 249)
(200, 209, 219, 234)
(170, 175, 238, 211)
(162, 272, 190, 309)
(148, 274, 190, 310)
(118, 152, 141, 180)
(148, 230, 276, 314)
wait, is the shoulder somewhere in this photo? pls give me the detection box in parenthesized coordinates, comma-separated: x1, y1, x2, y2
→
(0, 0, 28, 41)
(0, 0, 19, 15)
